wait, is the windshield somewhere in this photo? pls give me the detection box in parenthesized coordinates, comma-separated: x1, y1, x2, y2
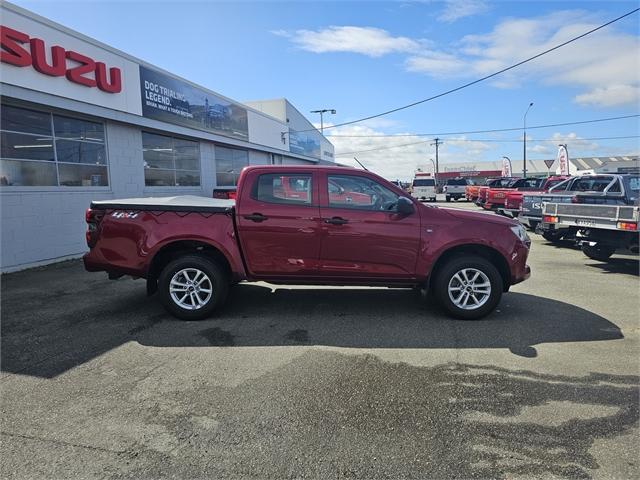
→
(446, 178, 467, 186)
(413, 179, 435, 187)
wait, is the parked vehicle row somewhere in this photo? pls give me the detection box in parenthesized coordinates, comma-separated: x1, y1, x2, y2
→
(465, 173, 639, 263)
(84, 165, 531, 321)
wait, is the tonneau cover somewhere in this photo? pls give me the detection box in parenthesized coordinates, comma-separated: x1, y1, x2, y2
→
(90, 195, 235, 213)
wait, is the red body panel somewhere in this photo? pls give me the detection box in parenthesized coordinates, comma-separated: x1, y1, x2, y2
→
(83, 165, 531, 288)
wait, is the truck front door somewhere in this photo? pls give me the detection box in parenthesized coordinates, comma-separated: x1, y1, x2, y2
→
(236, 170, 322, 277)
(318, 173, 421, 280)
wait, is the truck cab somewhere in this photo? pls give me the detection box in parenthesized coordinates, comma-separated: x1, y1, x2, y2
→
(84, 165, 531, 321)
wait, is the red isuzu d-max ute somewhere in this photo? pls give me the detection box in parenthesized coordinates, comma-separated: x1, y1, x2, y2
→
(84, 165, 531, 320)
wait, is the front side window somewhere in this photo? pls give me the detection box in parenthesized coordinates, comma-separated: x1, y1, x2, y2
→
(143, 132, 200, 187)
(328, 175, 399, 211)
(0, 105, 108, 187)
(253, 173, 312, 205)
(215, 146, 248, 187)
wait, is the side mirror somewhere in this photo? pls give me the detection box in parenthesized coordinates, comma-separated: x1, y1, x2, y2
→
(397, 196, 415, 215)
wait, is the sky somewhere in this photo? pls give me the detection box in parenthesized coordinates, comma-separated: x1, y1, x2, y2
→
(10, 0, 640, 181)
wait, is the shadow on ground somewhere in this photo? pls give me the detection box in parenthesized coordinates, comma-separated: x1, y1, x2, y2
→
(584, 257, 639, 277)
(1, 262, 624, 378)
(111, 351, 640, 479)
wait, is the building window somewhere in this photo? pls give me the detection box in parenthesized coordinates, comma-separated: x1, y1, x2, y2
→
(0, 104, 108, 187)
(215, 146, 248, 187)
(142, 132, 200, 187)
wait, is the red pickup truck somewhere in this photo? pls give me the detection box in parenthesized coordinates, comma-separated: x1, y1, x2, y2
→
(84, 166, 531, 320)
(500, 176, 570, 218)
(483, 177, 546, 210)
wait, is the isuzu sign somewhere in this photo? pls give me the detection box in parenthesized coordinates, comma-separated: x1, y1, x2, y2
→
(0, 25, 122, 93)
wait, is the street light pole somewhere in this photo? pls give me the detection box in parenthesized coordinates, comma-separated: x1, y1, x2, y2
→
(429, 158, 436, 174)
(310, 109, 336, 134)
(523, 102, 533, 178)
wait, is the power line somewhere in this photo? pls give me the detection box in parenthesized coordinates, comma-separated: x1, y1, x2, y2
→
(335, 135, 640, 156)
(295, 7, 640, 134)
(326, 114, 640, 138)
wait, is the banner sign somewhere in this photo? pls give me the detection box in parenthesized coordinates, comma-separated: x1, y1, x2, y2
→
(556, 145, 570, 175)
(140, 66, 248, 140)
(289, 128, 321, 159)
(501, 157, 512, 177)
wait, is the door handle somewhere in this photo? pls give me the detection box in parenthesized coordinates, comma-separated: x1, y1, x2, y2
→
(324, 216, 348, 225)
(244, 213, 268, 222)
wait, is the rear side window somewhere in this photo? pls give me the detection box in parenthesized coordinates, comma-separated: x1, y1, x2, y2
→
(252, 173, 313, 205)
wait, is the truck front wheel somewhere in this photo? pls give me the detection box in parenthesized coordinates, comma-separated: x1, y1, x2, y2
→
(582, 244, 615, 262)
(432, 256, 503, 320)
(158, 254, 229, 320)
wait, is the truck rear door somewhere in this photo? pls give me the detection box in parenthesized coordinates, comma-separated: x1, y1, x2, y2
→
(235, 170, 322, 277)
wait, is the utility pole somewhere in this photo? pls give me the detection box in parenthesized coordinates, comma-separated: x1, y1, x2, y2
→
(431, 138, 442, 189)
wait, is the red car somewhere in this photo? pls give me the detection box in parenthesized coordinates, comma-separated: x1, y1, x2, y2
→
(500, 176, 571, 218)
(84, 165, 531, 320)
(475, 178, 518, 207)
(484, 178, 545, 210)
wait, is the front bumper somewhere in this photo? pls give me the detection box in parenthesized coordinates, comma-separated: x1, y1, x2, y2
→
(510, 243, 532, 286)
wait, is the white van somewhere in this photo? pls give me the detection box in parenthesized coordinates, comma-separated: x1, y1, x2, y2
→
(411, 176, 437, 202)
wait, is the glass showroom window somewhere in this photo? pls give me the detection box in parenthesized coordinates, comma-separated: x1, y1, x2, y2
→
(215, 146, 248, 187)
(142, 132, 200, 187)
(0, 104, 108, 187)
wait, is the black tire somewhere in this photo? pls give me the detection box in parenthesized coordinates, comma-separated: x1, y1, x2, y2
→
(158, 254, 229, 321)
(582, 244, 615, 262)
(542, 230, 564, 242)
(446, 196, 451, 202)
(432, 255, 503, 320)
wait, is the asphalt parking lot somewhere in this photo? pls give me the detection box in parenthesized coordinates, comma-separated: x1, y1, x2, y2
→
(1, 200, 639, 479)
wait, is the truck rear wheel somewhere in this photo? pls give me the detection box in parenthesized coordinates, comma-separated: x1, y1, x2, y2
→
(542, 230, 564, 242)
(582, 244, 615, 262)
(432, 256, 502, 320)
(158, 254, 229, 321)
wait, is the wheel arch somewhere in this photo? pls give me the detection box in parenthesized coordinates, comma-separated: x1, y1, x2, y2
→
(428, 243, 511, 292)
(146, 240, 232, 295)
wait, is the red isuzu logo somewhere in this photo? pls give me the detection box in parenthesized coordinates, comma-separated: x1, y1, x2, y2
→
(0, 25, 122, 93)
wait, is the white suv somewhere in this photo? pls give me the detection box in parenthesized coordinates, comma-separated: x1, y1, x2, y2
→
(411, 177, 437, 202)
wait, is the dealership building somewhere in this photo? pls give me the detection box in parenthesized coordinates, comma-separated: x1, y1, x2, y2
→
(420, 155, 639, 187)
(0, 2, 334, 271)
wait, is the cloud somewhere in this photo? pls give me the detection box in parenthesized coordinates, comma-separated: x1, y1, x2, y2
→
(273, 10, 639, 107)
(328, 124, 494, 181)
(405, 51, 467, 77)
(406, 10, 640, 107)
(528, 132, 602, 157)
(280, 26, 420, 57)
(438, 0, 490, 23)
(574, 85, 640, 107)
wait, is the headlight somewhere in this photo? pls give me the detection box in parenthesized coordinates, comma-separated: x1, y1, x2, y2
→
(510, 224, 529, 243)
